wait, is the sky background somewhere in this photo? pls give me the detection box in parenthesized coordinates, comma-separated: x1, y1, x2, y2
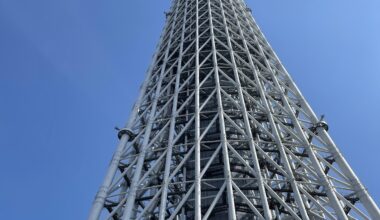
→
(0, 0, 379, 219)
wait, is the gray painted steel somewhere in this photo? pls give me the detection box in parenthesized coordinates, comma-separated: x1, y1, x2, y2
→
(88, 0, 380, 219)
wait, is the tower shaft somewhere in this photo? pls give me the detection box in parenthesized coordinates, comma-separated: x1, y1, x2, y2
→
(89, 0, 380, 219)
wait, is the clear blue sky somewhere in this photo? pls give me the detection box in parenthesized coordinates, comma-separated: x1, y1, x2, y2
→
(0, 0, 379, 219)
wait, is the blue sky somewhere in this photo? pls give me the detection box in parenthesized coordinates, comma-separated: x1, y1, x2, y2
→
(0, 0, 379, 219)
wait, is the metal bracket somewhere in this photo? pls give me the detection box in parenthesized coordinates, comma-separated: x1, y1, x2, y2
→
(310, 116, 329, 132)
(315, 120, 329, 131)
(116, 127, 136, 141)
(165, 11, 172, 18)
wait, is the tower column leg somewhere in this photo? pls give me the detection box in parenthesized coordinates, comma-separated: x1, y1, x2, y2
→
(122, 2, 181, 219)
(88, 134, 129, 220)
(215, 0, 275, 218)
(194, 0, 202, 219)
(207, 1, 237, 219)
(247, 8, 379, 217)
(87, 32, 159, 218)
(317, 129, 380, 219)
(159, 1, 189, 219)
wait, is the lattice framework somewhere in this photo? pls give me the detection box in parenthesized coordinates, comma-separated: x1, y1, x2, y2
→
(88, 0, 380, 219)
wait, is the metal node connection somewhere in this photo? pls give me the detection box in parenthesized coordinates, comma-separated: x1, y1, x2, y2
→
(314, 120, 329, 132)
(88, 0, 380, 219)
(117, 128, 136, 140)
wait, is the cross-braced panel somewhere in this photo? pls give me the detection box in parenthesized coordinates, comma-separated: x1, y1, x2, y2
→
(88, 0, 380, 219)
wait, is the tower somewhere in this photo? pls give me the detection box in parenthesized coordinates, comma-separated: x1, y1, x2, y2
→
(88, 0, 380, 219)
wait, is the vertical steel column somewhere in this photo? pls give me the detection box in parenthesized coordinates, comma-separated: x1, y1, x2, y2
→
(121, 2, 181, 219)
(257, 17, 380, 215)
(158, 0, 188, 219)
(230, 1, 312, 218)
(223, 6, 312, 220)
(207, 1, 237, 219)
(316, 129, 380, 219)
(87, 18, 166, 218)
(216, 0, 273, 218)
(239, 2, 379, 218)
(194, 0, 202, 219)
(88, 135, 130, 220)
(248, 18, 350, 219)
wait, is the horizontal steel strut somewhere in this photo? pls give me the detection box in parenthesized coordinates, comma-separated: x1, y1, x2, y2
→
(88, 0, 380, 219)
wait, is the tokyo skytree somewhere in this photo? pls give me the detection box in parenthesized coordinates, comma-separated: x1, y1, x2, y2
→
(88, 0, 380, 219)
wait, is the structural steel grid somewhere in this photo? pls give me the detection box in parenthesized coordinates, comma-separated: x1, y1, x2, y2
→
(88, 0, 380, 219)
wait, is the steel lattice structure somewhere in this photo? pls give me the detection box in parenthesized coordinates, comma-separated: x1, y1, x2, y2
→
(88, 0, 380, 219)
